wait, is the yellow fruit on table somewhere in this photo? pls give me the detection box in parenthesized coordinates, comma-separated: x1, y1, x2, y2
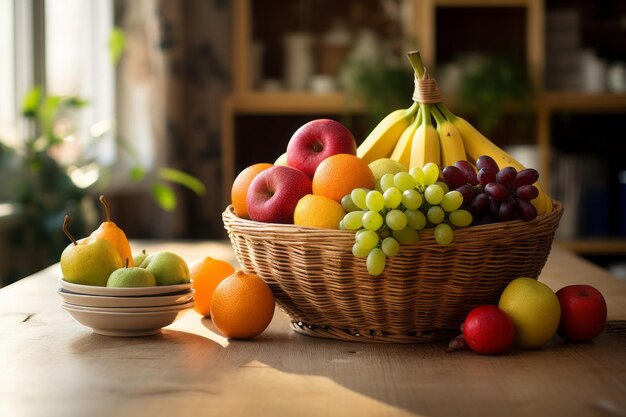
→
(294, 194, 345, 229)
(498, 277, 561, 349)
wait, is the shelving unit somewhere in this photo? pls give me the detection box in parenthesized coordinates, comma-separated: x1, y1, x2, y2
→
(222, 0, 626, 257)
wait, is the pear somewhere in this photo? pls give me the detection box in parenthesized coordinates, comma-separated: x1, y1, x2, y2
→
(90, 195, 134, 266)
(140, 251, 190, 286)
(107, 259, 156, 287)
(61, 216, 124, 286)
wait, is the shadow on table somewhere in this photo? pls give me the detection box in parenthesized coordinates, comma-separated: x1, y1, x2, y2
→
(198, 311, 462, 415)
(197, 311, 626, 416)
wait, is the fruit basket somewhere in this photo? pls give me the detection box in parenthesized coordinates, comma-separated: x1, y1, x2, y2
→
(222, 201, 563, 343)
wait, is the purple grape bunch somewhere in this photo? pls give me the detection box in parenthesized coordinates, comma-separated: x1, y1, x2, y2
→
(442, 155, 539, 224)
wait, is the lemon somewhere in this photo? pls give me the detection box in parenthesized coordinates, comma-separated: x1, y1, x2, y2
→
(498, 277, 561, 349)
(368, 158, 407, 191)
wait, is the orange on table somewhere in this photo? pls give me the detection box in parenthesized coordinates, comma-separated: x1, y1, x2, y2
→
(312, 153, 375, 202)
(294, 194, 345, 229)
(190, 257, 235, 317)
(231, 163, 273, 218)
(210, 270, 275, 339)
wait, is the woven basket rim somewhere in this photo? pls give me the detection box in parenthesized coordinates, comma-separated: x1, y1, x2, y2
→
(223, 200, 563, 240)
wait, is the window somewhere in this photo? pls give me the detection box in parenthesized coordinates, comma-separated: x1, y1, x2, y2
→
(0, 0, 115, 169)
(0, 0, 21, 146)
(45, 0, 116, 168)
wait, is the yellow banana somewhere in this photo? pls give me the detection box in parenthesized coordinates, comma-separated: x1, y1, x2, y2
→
(410, 104, 440, 169)
(431, 105, 466, 167)
(438, 103, 552, 215)
(357, 101, 419, 164)
(390, 108, 421, 167)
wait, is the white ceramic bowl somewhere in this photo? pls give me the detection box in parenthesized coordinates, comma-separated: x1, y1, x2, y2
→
(61, 302, 193, 336)
(56, 288, 194, 308)
(59, 278, 192, 297)
(61, 300, 195, 314)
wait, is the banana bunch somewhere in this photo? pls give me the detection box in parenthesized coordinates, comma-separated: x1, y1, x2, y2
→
(356, 51, 553, 216)
(436, 103, 553, 215)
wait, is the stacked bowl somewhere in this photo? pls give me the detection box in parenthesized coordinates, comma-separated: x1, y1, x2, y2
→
(58, 279, 194, 336)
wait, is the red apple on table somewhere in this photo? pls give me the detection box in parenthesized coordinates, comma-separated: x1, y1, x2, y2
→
(247, 165, 312, 224)
(463, 305, 516, 355)
(556, 284, 607, 342)
(286, 119, 357, 178)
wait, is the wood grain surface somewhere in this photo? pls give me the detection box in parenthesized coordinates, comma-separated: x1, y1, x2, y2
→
(1, 241, 625, 417)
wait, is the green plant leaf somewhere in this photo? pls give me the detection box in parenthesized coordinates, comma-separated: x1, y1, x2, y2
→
(151, 182, 177, 212)
(158, 168, 206, 195)
(62, 97, 89, 108)
(108, 27, 126, 65)
(129, 166, 145, 181)
(21, 87, 42, 118)
(115, 135, 140, 163)
(42, 95, 62, 142)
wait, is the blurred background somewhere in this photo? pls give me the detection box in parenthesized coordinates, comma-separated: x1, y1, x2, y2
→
(1, 0, 625, 286)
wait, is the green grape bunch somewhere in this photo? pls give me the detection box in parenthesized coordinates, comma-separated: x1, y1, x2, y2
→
(340, 162, 473, 276)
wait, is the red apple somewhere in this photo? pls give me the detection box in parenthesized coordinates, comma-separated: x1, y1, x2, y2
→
(556, 284, 607, 342)
(286, 119, 357, 178)
(463, 305, 516, 355)
(247, 166, 312, 224)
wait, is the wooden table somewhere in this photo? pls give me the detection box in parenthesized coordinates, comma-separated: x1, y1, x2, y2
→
(1, 241, 625, 417)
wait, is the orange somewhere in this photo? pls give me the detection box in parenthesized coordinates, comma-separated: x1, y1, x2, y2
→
(312, 154, 375, 202)
(293, 194, 345, 229)
(210, 270, 275, 339)
(190, 257, 236, 317)
(231, 163, 273, 218)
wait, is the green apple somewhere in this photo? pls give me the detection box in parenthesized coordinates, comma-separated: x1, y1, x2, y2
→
(274, 152, 288, 166)
(107, 266, 156, 287)
(139, 251, 190, 286)
(60, 216, 124, 286)
(132, 249, 148, 266)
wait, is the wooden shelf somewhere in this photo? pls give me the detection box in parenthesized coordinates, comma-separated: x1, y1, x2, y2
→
(228, 92, 364, 114)
(541, 92, 626, 113)
(434, 0, 534, 6)
(556, 238, 626, 255)
(223, 0, 626, 258)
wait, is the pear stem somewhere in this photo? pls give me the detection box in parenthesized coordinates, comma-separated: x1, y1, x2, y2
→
(99, 195, 111, 222)
(125, 258, 129, 268)
(63, 215, 78, 246)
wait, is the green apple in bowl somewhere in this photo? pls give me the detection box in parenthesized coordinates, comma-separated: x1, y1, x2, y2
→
(132, 249, 149, 266)
(139, 251, 190, 286)
(107, 262, 156, 288)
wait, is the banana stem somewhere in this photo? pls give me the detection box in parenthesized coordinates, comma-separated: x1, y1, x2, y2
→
(406, 51, 426, 79)
(421, 103, 432, 127)
(430, 105, 446, 127)
(406, 100, 420, 115)
(415, 107, 423, 126)
(437, 103, 457, 122)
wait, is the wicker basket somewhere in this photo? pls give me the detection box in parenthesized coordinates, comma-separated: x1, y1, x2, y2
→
(223, 201, 563, 343)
